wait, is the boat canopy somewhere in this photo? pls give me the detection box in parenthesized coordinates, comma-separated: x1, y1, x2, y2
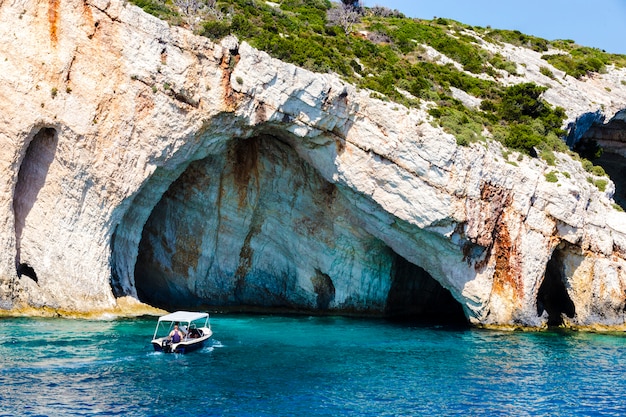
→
(157, 311, 209, 323)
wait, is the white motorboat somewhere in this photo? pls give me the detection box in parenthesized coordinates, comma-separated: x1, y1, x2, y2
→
(151, 311, 212, 354)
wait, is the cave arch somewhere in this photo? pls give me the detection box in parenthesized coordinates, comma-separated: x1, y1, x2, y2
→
(127, 134, 467, 323)
(536, 246, 575, 326)
(13, 127, 58, 282)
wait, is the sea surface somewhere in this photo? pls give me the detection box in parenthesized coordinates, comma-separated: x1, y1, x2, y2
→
(1, 314, 626, 416)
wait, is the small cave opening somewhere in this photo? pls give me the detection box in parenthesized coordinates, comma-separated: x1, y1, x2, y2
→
(537, 248, 575, 326)
(311, 269, 335, 310)
(385, 255, 468, 326)
(13, 127, 57, 281)
(16, 263, 38, 283)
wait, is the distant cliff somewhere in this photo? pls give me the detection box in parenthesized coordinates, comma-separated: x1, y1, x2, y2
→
(1, 0, 626, 328)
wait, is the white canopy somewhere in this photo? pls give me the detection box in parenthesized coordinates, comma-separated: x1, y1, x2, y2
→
(157, 311, 209, 323)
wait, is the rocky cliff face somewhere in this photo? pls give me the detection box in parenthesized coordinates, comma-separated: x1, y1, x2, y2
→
(1, 0, 626, 328)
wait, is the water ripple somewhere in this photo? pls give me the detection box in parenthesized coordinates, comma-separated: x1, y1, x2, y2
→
(2, 316, 626, 416)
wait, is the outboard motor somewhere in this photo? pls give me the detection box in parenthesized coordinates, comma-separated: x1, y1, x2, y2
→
(162, 339, 172, 353)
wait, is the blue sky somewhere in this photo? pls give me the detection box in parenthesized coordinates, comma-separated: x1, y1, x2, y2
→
(365, 0, 626, 55)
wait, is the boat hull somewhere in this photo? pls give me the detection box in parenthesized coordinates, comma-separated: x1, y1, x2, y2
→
(152, 339, 206, 354)
(152, 332, 212, 354)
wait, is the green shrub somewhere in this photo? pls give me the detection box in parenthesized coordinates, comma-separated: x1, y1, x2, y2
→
(201, 20, 232, 39)
(480, 99, 497, 112)
(540, 131, 569, 153)
(591, 165, 607, 177)
(594, 179, 608, 192)
(129, 0, 179, 21)
(489, 53, 517, 75)
(385, 18, 489, 73)
(231, 14, 252, 34)
(498, 83, 548, 121)
(586, 176, 608, 192)
(540, 46, 618, 79)
(540, 150, 556, 166)
(539, 66, 555, 79)
(545, 171, 558, 183)
(535, 132, 567, 165)
(428, 108, 442, 118)
(582, 159, 594, 172)
(483, 29, 549, 52)
(349, 59, 363, 74)
(504, 124, 542, 154)
(429, 105, 485, 146)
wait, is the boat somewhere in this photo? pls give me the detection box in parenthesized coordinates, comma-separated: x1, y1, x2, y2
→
(151, 311, 212, 354)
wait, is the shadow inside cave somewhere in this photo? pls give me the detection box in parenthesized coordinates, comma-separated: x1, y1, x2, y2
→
(537, 247, 575, 326)
(576, 115, 626, 210)
(13, 127, 58, 282)
(385, 255, 468, 326)
(593, 151, 626, 210)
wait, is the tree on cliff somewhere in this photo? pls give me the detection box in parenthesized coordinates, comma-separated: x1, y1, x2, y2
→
(327, 1, 363, 34)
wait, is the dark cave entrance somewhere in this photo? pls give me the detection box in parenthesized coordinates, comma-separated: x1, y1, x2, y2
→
(592, 151, 626, 209)
(537, 248, 575, 326)
(576, 116, 626, 210)
(385, 255, 467, 325)
(13, 127, 58, 283)
(131, 135, 468, 325)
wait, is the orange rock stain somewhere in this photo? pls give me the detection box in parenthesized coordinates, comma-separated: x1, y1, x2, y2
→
(48, 0, 59, 45)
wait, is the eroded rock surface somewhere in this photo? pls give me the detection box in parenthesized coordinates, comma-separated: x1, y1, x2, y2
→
(1, 0, 625, 328)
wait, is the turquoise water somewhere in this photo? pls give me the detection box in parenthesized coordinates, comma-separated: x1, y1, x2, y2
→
(1, 315, 626, 416)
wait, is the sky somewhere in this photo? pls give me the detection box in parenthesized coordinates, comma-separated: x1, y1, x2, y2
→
(364, 0, 626, 55)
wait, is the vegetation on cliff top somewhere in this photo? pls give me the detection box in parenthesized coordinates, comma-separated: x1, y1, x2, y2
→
(128, 0, 623, 170)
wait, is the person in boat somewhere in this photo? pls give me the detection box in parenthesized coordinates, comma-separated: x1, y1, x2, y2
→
(188, 327, 201, 339)
(168, 323, 186, 343)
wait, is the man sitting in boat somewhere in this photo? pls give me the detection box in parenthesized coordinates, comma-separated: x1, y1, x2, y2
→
(168, 323, 186, 343)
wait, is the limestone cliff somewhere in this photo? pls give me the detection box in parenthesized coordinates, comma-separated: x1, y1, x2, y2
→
(1, 0, 626, 328)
